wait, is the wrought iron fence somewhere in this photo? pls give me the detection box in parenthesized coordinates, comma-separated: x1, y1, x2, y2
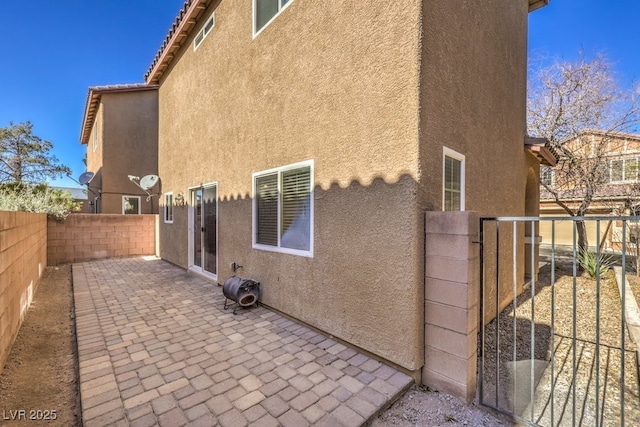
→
(479, 216, 640, 426)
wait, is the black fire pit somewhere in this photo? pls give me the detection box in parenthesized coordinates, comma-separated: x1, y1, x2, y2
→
(222, 276, 261, 314)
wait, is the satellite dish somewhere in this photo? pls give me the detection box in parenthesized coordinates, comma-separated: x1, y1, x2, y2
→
(139, 175, 160, 191)
(78, 171, 95, 185)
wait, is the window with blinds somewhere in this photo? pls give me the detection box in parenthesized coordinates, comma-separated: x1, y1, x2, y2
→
(256, 174, 278, 246)
(253, 161, 313, 256)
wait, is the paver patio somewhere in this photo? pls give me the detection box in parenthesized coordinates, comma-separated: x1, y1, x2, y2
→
(72, 257, 413, 426)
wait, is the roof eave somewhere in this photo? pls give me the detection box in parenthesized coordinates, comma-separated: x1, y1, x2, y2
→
(145, 0, 209, 85)
(528, 0, 549, 13)
(525, 136, 558, 167)
(79, 84, 159, 144)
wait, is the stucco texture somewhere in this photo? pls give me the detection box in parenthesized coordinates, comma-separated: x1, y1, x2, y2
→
(156, 0, 534, 374)
(86, 90, 159, 214)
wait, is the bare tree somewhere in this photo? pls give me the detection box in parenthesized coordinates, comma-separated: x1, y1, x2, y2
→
(0, 121, 71, 184)
(528, 54, 640, 252)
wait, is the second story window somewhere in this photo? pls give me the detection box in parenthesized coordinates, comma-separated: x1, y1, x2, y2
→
(92, 122, 98, 152)
(254, 0, 292, 36)
(611, 157, 639, 183)
(541, 166, 554, 187)
(194, 12, 215, 50)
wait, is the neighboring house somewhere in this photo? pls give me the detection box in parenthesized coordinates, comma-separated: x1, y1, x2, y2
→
(144, 0, 550, 382)
(79, 84, 159, 214)
(540, 130, 640, 249)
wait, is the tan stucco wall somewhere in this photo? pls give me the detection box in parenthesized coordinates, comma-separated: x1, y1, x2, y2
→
(86, 91, 159, 214)
(420, 0, 533, 324)
(419, 0, 531, 216)
(156, 0, 533, 374)
(158, 0, 423, 372)
(86, 108, 104, 213)
(0, 211, 47, 372)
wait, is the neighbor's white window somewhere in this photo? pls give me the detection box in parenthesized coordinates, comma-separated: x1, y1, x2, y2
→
(253, 0, 293, 36)
(253, 160, 313, 256)
(443, 147, 465, 211)
(610, 157, 639, 183)
(164, 192, 173, 223)
(540, 166, 554, 187)
(194, 12, 215, 50)
(122, 196, 141, 215)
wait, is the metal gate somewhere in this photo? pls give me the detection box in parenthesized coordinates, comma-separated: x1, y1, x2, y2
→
(479, 216, 640, 426)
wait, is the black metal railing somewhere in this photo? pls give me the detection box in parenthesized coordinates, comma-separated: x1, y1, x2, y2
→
(479, 216, 640, 426)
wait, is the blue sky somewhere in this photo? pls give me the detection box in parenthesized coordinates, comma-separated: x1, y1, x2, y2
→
(1, 1, 639, 189)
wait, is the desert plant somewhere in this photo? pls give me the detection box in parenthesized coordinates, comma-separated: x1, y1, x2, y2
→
(0, 183, 81, 220)
(577, 248, 614, 278)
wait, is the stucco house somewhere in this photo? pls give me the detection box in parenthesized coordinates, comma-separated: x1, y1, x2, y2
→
(540, 129, 640, 250)
(144, 0, 551, 387)
(80, 84, 159, 214)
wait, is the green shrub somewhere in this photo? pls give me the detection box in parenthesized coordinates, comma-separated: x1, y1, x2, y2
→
(0, 183, 81, 220)
(577, 249, 614, 278)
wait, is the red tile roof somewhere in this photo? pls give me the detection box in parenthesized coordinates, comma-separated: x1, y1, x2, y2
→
(145, 0, 211, 85)
(144, 0, 547, 85)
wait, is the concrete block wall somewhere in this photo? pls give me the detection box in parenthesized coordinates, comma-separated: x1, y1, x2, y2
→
(423, 211, 480, 403)
(0, 211, 47, 371)
(47, 214, 157, 266)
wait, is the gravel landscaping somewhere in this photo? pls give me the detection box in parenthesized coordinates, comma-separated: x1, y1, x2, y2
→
(481, 260, 640, 426)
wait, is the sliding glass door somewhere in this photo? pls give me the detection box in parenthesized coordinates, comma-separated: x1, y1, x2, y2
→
(189, 184, 217, 278)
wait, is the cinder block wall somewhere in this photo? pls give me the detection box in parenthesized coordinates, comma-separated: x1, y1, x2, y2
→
(0, 211, 47, 371)
(423, 211, 480, 403)
(47, 214, 157, 266)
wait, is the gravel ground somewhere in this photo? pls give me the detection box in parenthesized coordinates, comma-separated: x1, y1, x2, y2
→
(371, 385, 513, 426)
(481, 261, 639, 426)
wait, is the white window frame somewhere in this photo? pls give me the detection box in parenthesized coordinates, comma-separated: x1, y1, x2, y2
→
(164, 192, 173, 223)
(122, 195, 141, 215)
(253, 0, 293, 38)
(443, 147, 465, 211)
(610, 157, 639, 183)
(252, 160, 314, 257)
(193, 12, 215, 51)
(92, 122, 98, 152)
(540, 166, 554, 187)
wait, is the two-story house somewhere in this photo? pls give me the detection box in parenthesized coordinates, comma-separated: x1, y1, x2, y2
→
(540, 129, 640, 249)
(80, 84, 159, 214)
(144, 0, 550, 384)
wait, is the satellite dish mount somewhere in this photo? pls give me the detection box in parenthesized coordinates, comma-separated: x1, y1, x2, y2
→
(128, 174, 161, 201)
(78, 171, 95, 185)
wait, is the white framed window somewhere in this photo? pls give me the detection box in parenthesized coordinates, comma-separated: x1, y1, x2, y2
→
(253, 160, 313, 257)
(92, 122, 98, 152)
(164, 192, 173, 223)
(540, 166, 554, 187)
(122, 196, 141, 215)
(443, 147, 465, 211)
(253, 0, 293, 37)
(194, 12, 215, 50)
(610, 157, 639, 183)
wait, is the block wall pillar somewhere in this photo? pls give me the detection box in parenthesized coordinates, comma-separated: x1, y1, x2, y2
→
(423, 211, 479, 403)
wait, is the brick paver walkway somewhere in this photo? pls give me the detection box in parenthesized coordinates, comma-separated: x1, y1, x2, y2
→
(73, 257, 413, 426)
